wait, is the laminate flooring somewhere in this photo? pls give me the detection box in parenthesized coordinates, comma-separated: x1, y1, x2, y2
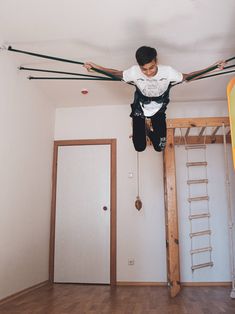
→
(0, 284, 234, 314)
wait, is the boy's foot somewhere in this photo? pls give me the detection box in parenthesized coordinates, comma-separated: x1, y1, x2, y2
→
(158, 137, 166, 150)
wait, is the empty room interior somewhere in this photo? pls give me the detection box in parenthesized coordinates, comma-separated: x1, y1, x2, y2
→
(1, 0, 235, 313)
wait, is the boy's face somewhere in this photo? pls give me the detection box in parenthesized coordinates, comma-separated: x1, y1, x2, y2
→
(140, 58, 158, 77)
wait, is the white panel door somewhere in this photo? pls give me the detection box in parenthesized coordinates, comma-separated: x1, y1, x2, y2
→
(54, 145, 110, 283)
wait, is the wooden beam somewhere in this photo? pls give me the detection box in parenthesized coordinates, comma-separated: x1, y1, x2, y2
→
(174, 135, 231, 145)
(163, 128, 181, 298)
(167, 117, 230, 128)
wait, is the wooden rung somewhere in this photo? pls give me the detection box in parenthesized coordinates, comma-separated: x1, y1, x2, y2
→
(211, 126, 220, 137)
(199, 127, 206, 137)
(185, 128, 190, 137)
(190, 247, 212, 254)
(188, 196, 209, 202)
(190, 230, 211, 238)
(191, 262, 213, 270)
(187, 179, 208, 184)
(185, 144, 206, 150)
(189, 213, 210, 220)
(186, 162, 207, 167)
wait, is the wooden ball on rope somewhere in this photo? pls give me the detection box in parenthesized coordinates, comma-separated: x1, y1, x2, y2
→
(135, 196, 142, 210)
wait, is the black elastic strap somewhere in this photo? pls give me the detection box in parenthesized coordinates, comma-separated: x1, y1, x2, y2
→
(8, 46, 120, 80)
(185, 56, 235, 81)
(19, 66, 113, 79)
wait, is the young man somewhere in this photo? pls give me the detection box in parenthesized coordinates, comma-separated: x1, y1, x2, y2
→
(84, 46, 225, 152)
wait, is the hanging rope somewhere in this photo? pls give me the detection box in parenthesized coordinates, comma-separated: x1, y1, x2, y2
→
(135, 152, 142, 210)
(203, 127, 213, 266)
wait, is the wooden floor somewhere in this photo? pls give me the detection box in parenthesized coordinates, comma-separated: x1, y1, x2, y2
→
(0, 284, 235, 314)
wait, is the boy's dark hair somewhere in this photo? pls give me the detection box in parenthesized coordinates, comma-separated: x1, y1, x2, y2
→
(135, 46, 157, 66)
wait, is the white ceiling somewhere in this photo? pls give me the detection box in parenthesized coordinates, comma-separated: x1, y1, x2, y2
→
(1, 0, 235, 107)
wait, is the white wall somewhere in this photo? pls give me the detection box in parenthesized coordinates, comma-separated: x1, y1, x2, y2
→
(0, 53, 55, 300)
(55, 98, 235, 283)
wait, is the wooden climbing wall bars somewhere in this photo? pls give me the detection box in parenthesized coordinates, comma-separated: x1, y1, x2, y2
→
(163, 116, 231, 297)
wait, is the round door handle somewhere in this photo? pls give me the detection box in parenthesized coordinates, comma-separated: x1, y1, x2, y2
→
(103, 206, 108, 211)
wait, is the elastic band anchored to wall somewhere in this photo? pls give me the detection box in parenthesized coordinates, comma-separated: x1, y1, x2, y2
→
(185, 56, 235, 81)
(3, 45, 235, 83)
(19, 66, 117, 80)
(7, 46, 122, 81)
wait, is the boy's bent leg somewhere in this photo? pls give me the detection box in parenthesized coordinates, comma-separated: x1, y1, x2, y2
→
(149, 112, 167, 152)
(132, 116, 147, 152)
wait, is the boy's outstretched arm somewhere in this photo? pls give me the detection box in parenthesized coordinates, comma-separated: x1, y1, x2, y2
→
(84, 62, 123, 79)
(182, 60, 226, 81)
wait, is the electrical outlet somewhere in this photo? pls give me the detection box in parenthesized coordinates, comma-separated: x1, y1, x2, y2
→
(128, 258, 135, 265)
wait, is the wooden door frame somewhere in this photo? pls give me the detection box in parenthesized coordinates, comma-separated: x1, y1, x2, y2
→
(49, 139, 117, 286)
(164, 116, 230, 297)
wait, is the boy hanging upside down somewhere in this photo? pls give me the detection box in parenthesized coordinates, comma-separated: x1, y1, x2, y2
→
(84, 46, 225, 152)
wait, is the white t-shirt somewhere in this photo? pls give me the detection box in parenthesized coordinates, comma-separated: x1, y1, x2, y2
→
(123, 65, 183, 117)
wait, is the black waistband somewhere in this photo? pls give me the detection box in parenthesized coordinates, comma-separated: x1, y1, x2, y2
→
(130, 84, 172, 118)
(135, 84, 172, 104)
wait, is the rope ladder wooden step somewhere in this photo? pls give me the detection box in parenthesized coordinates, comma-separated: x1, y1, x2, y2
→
(191, 262, 214, 271)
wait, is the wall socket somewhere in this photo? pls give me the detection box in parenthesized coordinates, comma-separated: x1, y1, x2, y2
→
(128, 258, 135, 265)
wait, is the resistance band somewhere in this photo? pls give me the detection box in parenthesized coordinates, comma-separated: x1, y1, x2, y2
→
(19, 66, 115, 80)
(185, 56, 235, 81)
(6, 46, 235, 83)
(194, 69, 235, 81)
(7, 46, 120, 80)
(28, 76, 119, 81)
